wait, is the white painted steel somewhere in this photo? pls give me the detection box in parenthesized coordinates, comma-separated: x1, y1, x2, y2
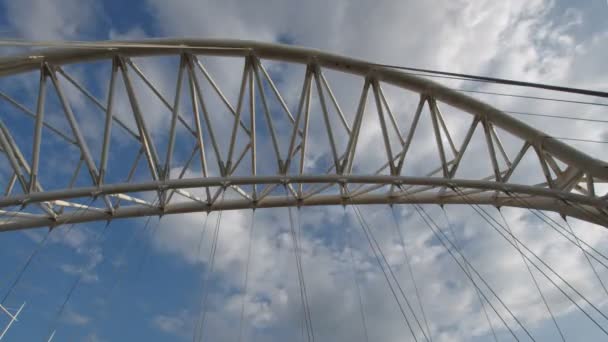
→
(0, 39, 605, 230)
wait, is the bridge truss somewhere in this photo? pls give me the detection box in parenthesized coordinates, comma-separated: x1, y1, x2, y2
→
(0, 39, 606, 341)
(0, 39, 605, 230)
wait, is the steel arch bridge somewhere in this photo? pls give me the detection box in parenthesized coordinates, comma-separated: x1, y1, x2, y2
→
(0, 39, 606, 231)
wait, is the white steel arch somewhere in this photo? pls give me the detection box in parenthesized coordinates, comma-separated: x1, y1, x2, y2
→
(0, 39, 606, 230)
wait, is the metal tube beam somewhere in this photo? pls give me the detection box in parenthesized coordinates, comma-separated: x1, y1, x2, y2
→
(0, 188, 605, 231)
(2, 39, 602, 179)
(0, 174, 606, 211)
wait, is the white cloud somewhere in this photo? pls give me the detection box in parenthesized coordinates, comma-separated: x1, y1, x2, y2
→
(62, 307, 91, 326)
(1, 0, 607, 341)
(132, 1, 608, 341)
(2, 0, 101, 40)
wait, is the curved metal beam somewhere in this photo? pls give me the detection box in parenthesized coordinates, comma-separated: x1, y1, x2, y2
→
(1, 189, 605, 231)
(0, 39, 606, 179)
(0, 175, 606, 230)
(0, 39, 605, 230)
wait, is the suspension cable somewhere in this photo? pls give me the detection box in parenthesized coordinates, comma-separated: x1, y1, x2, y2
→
(237, 210, 256, 342)
(104, 208, 158, 301)
(409, 202, 526, 341)
(296, 208, 315, 342)
(343, 207, 370, 342)
(369, 62, 608, 100)
(1, 197, 95, 305)
(440, 207, 498, 342)
(189, 210, 210, 339)
(45, 218, 116, 341)
(453, 187, 608, 336)
(390, 206, 433, 342)
(498, 209, 565, 341)
(287, 203, 314, 342)
(0, 228, 51, 303)
(346, 193, 433, 342)
(103, 197, 161, 301)
(508, 193, 608, 293)
(194, 191, 226, 342)
(348, 203, 419, 341)
(133, 215, 164, 279)
(562, 218, 608, 299)
(505, 193, 608, 269)
(502, 110, 608, 124)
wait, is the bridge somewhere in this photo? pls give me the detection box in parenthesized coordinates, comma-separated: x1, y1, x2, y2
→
(0, 39, 606, 341)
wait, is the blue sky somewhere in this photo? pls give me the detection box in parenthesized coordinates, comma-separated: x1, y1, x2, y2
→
(0, 1, 607, 341)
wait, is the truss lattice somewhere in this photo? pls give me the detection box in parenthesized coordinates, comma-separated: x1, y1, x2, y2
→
(0, 39, 606, 230)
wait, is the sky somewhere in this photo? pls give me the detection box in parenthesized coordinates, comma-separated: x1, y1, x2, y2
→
(0, 0, 607, 341)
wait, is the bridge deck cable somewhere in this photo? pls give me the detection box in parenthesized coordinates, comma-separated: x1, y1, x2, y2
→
(237, 210, 256, 342)
(407, 200, 528, 341)
(0, 206, 42, 292)
(1, 197, 96, 306)
(186, 211, 209, 340)
(343, 208, 370, 342)
(194, 192, 225, 342)
(101, 196, 161, 303)
(133, 216, 164, 279)
(348, 203, 419, 342)
(45, 217, 117, 341)
(390, 206, 433, 342)
(346, 194, 433, 342)
(286, 201, 314, 342)
(440, 207, 498, 342)
(453, 187, 608, 336)
(505, 193, 608, 269)
(296, 208, 314, 342)
(507, 193, 608, 299)
(498, 209, 565, 342)
(563, 218, 608, 300)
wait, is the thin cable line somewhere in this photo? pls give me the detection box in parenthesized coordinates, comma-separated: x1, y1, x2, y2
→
(347, 195, 433, 341)
(455, 88, 608, 107)
(237, 210, 256, 342)
(287, 206, 308, 342)
(440, 207, 498, 342)
(370, 62, 608, 100)
(408, 202, 522, 340)
(104, 197, 160, 300)
(356, 203, 431, 342)
(505, 193, 608, 269)
(133, 215, 163, 279)
(562, 218, 608, 299)
(503, 110, 608, 124)
(104, 209, 157, 300)
(296, 207, 315, 342)
(498, 209, 565, 342)
(348, 203, 419, 342)
(343, 207, 370, 342)
(287, 203, 314, 342)
(390, 206, 433, 342)
(0, 228, 51, 304)
(195, 213, 211, 263)
(549, 137, 608, 144)
(453, 187, 608, 335)
(187, 211, 210, 341)
(45, 219, 115, 341)
(1, 198, 95, 305)
(398, 187, 536, 340)
(194, 191, 225, 342)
